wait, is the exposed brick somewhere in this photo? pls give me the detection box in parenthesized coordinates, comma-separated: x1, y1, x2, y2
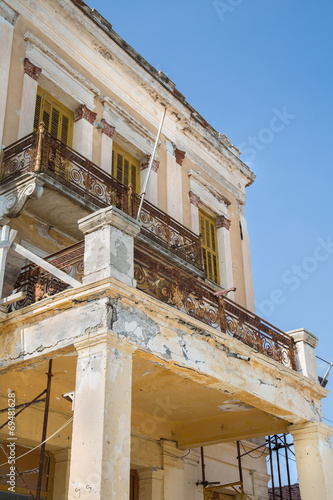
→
(189, 190, 200, 207)
(216, 215, 231, 230)
(141, 155, 159, 173)
(74, 104, 97, 124)
(175, 148, 186, 166)
(101, 118, 115, 139)
(24, 58, 42, 81)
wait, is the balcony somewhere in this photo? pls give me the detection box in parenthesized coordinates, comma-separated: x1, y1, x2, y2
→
(10, 239, 296, 371)
(0, 126, 203, 274)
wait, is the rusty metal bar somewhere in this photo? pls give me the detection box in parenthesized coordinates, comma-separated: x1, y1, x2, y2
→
(200, 447, 206, 486)
(34, 122, 45, 172)
(274, 435, 283, 500)
(0, 442, 35, 499)
(35, 360, 53, 500)
(236, 441, 243, 485)
(268, 437, 276, 500)
(284, 434, 292, 500)
(0, 390, 47, 430)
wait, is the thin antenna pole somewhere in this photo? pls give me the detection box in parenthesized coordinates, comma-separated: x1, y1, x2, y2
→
(136, 107, 167, 221)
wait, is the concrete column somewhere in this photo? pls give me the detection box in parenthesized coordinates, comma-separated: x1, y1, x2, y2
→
(165, 139, 184, 223)
(239, 206, 255, 312)
(288, 328, 319, 382)
(289, 422, 333, 500)
(100, 119, 115, 174)
(18, 59, 41, 139)
(78, 205, 141, 286)
(52, 448, 71, 500)
(250, 470, 270, 500)
(161, 440, 185, 500)
(73, 104, 96, 160)
(188, 190, 200, 235)
(68, 333, 135, 500)
(217, 215, 234, 298)
(0, 2, 18, 147)
(138, 468, 164, 500)
(140, 155, 159, 206)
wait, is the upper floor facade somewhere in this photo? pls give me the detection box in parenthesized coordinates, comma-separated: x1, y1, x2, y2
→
(0, 0, 256, 311)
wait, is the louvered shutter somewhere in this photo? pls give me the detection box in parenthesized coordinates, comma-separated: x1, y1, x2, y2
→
(199, 209, 220, 284)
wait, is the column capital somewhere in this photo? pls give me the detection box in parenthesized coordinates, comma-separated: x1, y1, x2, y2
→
(160, 439, 185, 469)
(288, 421, 333, 441)
(217, 214, 231, 230)
(288, 328, 318, 348)
(78, 205, 141, 237)
(74, 331, 137, 356)
(141, 154, 160, 173)
(74, 104, 97, 125)
(137, 468, 164, 481)
(175, 148, 186, 166)
(101, 118, 115, 139)
(188, 190, 200, 207)
(24, 57, 42, 81)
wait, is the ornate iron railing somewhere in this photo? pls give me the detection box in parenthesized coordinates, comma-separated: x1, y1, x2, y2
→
(1, 125, 202, 269)
(11, 241, 296, 370)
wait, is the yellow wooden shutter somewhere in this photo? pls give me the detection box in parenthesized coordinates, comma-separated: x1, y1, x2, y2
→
(199, 209, 220, 284)
(112, 143, 140, 193)
(33, 87, 73, 147)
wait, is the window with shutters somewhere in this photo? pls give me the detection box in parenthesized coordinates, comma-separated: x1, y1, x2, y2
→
(112, 143, 140, 194)
(33, 87, 74, 147)
(199, 208, 220, 284)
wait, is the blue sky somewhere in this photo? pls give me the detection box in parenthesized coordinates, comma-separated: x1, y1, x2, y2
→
(89, 0, 333, 481)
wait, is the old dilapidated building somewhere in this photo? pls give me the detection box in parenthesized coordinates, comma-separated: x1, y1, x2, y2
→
(0, 0, 332, 499)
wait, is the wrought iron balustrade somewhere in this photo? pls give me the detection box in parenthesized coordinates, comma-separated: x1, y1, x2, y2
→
(10, 241, 296, 370)
(1, 126, 202, 269)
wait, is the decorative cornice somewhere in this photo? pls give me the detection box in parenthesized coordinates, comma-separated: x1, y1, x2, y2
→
(101, 118, 115, 139)
(101, 96, 156, 144)
(23, 57, 42, 81)
(141, 155, 159, 173)
(74, 104, 97, 125)
(216, 215, 231, 230)
(188, 170, 231, 207)
(24, 31, 100, 105)
(175, 148, 186, 166)
(188, 190, 200, 207)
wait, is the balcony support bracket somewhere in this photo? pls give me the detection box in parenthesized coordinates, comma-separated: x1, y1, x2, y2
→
(0, 174, 44, 224)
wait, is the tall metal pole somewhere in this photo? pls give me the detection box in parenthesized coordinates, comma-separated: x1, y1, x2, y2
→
(284, 434, 293, 500)
(268, 437, 275, 500)
(275, 435, 283, 500)
(200, 446, 206, 486)
(35, 359, 53, 500)
(136, 107, 167, 221)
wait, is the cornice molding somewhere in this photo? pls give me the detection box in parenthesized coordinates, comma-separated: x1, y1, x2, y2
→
(101, 96, 156, 145)
(188, 170, 231, 207)
(24, 31, 100, 108)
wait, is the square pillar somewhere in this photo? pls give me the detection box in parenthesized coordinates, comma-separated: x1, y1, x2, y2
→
(161, 440, 185, 500)
(239, 206, 255, 312)
(18, 58, 41, 139)
(217, 215, 234, 297)
(78, 205, 141, 286)
(138, 468, 164, 500)
(288, 328, 319, 382)
(68, 333, 136, 500)
(100, 119, 115, 174)
(289, 422, 333, 500)
(52, 448, 71, 500)
(165, 139, 184, 224)
(188, 190, 200, 235)
(73, 104, 96, 161)
(140, 155, 159, 206)
(0, 2, 18, 146)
